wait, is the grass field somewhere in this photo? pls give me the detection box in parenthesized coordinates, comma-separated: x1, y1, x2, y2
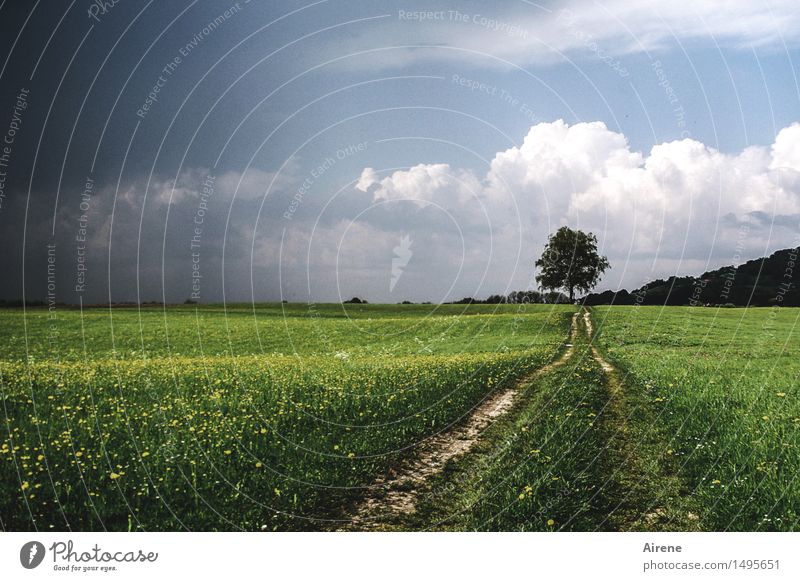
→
(0, 303, 573, 530)
(592, 306, 800, 531)
(2, 303, 798, 531)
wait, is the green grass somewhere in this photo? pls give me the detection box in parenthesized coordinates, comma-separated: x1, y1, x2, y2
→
(4, 303, 798, 531)
(0, 303, 573, 531)
(401, 312, 682, 532)
(592, 306, 800, 531)
(3, 303, 567, 361)
(413, 334, 612, 531)
(382, 306, 799, 532)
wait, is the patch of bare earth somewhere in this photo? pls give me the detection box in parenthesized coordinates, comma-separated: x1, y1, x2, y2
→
(339, 313, 579, 531)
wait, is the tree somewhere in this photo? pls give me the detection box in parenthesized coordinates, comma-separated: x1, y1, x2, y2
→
(344, 297, 367, 304)
(535, 226, 610, 302)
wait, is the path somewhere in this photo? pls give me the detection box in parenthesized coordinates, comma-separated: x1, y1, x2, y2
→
(340, 313, 579, 530)
(339, 309, 694, 531)
(583, 309, 699, 531)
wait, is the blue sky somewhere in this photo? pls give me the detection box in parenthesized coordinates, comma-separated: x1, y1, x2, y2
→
(1, 0, 799, 303)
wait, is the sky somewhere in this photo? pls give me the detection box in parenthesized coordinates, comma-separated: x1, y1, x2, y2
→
(0, 0, 799, 304)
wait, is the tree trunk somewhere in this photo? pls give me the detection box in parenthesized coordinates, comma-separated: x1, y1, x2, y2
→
(569, 286, 574, 303)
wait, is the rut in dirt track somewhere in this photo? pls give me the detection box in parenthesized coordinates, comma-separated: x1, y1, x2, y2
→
(339, 313, 580, 531)
(583, 310, 696, 531)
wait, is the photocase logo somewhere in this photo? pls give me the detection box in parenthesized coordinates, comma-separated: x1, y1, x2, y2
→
(20, 541, 45, 569)
(390, 234, 413, 292)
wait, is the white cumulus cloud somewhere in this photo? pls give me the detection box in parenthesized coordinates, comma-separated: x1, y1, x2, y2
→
(357, 119, 800, 292)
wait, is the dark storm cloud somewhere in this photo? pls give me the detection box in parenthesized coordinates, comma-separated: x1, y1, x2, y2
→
(1, 1, 799, 305)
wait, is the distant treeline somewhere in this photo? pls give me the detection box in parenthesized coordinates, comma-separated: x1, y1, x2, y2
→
(583, 247, 800, 307)
(2, 293, 574, 308)
(448, 290, 570, 305)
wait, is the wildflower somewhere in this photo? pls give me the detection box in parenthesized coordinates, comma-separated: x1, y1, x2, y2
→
(110, 472, 121, 480)
(547, 519, 555, 526)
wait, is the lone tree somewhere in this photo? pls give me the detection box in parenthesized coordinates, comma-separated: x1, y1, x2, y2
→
(535, 226, 610, 302)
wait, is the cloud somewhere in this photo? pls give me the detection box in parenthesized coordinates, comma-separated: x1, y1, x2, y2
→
(771, 123, 800, 170)
(357, 163, 483, 205)
(321, 0, 800, 71)
(135, 161, 301, 208)
(358, 119, 800, 292)
(216, 159, 301, 202)
(558, 0, 800, 52)
(9, 121, 798, 304)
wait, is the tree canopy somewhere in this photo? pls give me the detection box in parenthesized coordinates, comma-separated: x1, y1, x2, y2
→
(535, 226, 610, 302)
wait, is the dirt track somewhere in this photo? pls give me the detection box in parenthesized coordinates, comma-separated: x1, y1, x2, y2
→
(340, 313, 579, 530)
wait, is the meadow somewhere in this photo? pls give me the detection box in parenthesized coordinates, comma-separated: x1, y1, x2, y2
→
(592, 306, 800, 531)
(0, 303, 573, 530)
(2, 302, 798, 531)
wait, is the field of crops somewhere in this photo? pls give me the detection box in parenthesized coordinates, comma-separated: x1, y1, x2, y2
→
(592, 306, 800, 531)
(0, 303, 573, 531)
